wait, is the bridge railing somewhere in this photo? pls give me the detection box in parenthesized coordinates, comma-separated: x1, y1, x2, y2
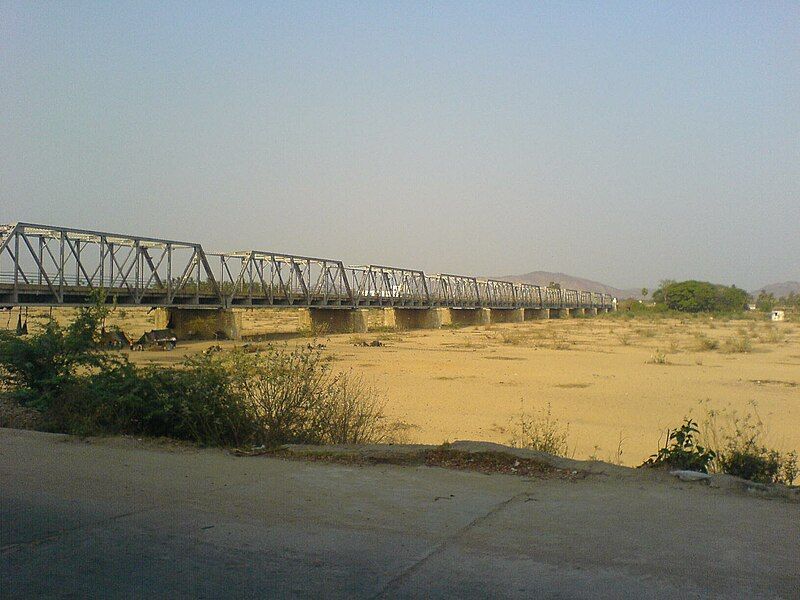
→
(348, 265, 430, 307)
(435, 274, 481, 308)
(515, 283, 543, 308)
(1, 222, 617, 310)
(479, 279, 517, 308)
(0, 222, 222, 306)
(208, 251, 353, 307)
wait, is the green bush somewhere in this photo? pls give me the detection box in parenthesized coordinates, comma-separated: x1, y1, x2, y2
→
(719, 445, 781, 484)
(0, 306, 389, 447)
(0, 303, 111, 411)
(641, 419, 716, 473)
(651, 281, 748, 313)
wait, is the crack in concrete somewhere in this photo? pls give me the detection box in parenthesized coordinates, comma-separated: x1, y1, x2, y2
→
(1, 504, 163, 554)
(370, 491, 527, 598)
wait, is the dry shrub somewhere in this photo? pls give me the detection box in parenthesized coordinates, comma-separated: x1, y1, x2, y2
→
(693, 333, 719, 351)
(721, 333, 752, 353)
(508, 402, 570, 456)
(499, 330, 530, 346)
(647, 349, 669, 365)
(223, 346, 392, 446)
(758, 326, 785, 345)
(0, 395, 42, 430)
(698, 400, 797, 485)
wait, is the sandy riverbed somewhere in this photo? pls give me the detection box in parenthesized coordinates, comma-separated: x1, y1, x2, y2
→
(5, 308, 799, 466)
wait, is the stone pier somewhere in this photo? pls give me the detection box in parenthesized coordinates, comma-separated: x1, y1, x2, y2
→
(304, 308, 368, 334)
(155, 308, 242, 340)
(569, 308, 585, 317)
(524, 308, 550, 320)
(552, 308, 570, 319)
(391, 308, 443, 330)
(489, 308, 524, 324)
(448, 308, 491, 327)
(585, 307, 598, 316)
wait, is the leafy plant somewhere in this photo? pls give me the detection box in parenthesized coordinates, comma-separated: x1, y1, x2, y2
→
(0, 302, 111, 411)
(641, 419, 716, 473)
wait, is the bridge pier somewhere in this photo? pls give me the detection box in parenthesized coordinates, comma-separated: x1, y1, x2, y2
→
(448, 308, 490, 327)
(585, 307, 598, 316)
(390, 308, 443, 330)
(156, 308, 242, 340)
(304, 308, 368, 334)
(569, 308, 585, 317)
(489, 308, 524, 324)
(524, 308, 550, 320)
(551, 308, 570, 319)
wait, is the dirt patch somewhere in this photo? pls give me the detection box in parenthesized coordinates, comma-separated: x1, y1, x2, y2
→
(271, 445, 584, 480)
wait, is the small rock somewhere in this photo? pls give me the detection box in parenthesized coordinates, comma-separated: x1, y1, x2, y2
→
(670, 470, 711, 482)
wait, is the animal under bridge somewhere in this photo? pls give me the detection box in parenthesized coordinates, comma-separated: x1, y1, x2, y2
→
(0, 222, 616, 335)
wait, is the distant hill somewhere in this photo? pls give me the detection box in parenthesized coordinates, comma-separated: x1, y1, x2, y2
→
(498, 271, 641, 299)
(753, 281, 800, 298)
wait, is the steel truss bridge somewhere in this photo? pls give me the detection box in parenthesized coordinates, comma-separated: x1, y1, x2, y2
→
(0, 223, 615, 311)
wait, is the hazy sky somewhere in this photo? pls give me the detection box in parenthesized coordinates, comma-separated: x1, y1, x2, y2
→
(2, 2, 798, 290)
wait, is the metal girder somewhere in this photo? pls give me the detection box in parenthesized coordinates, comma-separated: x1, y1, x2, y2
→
(0, 223, 221, 307)
(347, 265, 429, 307)
(210, 251, 352, 307)
(0, 222, 617, 310)
(434, 274, 481, 308)
(479, 279, 516, 308)
(515, 283, 543, 307)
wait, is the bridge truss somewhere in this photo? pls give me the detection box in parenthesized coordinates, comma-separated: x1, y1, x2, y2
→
(0, 222, 615, 310)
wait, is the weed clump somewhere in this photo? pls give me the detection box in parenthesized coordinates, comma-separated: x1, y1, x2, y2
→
(721, 333, 752, 353)
(508, 402, 570, 456)
(647, 350, 669, 365)
(699, 402, 797, 485)
(693, 333, 719, 351)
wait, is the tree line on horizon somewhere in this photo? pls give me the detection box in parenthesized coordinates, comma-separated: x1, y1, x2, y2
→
(625, 280, 795, 314)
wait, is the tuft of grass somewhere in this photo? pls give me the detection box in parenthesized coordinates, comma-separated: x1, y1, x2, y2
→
(508, 402, 571, 457)
(721, 333, 752, 353)
(693, 333, 719, 351)
(499, 330, 531, 346)
(758, 326, 785, 345)
(647, 349, 669, 365)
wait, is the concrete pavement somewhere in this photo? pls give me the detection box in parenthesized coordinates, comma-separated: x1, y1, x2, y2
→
(1, 428, 798, 598)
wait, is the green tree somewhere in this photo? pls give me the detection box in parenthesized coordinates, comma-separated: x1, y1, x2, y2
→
(651, 280, 748, 313)
(755, 291, 776, 312)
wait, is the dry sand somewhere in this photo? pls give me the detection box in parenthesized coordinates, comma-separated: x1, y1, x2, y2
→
(4, 307, 799, 466)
